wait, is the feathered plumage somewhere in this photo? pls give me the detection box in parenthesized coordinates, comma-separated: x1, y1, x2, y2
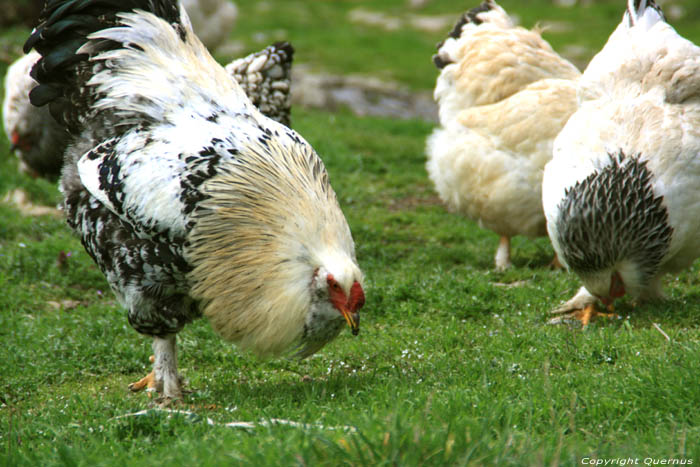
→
(3, 43, 293, 181)
(543, 0, 700, 324)
(426, 0, 581, 270)
(225, 42, 294, 127)
(2, 51, 68, 179)
(25, 0, 364, 400)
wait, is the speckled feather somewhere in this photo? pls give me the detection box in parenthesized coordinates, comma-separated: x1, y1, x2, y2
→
(3, 44, 294, 181)
(225, 42, 294, 127)
(555, 152, 673, 280)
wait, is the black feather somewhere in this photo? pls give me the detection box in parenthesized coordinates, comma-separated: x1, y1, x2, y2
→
(28, 84, 61, 107)
(23, 0, 185, 131)
(272, 41, 295, 59)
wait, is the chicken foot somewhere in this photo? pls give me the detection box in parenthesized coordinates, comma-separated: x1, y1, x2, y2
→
(548, 286, 617, 327)
(128, 354, 156, 393)
(128, 335, 183, 401)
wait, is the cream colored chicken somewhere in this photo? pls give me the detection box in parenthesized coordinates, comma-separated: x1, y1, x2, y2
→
(543, 0, 700, 325)
(426, 0, 580, 270)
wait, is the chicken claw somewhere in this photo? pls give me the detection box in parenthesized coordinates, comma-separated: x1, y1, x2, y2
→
(548, 286, 617, 327)
(128, 355, 156, 395)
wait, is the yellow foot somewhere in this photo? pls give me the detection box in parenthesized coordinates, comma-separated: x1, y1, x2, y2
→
(549, 303, 617, 327)
(128, 355, 156, 394)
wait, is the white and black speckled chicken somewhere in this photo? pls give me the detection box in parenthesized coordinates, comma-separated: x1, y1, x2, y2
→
(3, 43, 294, 181)
(426, 0, 580, 270)
(543, 0, 700, 325)
(25, 0, 365, 400)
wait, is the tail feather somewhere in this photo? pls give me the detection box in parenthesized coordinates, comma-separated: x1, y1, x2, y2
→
(24, 0, 187, 132)
(433, 0, 511, 70)
(626, 0, 665, 27)
(225, 42, 294, 127)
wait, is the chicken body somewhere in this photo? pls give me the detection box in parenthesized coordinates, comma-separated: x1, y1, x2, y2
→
(2, 51, 68, 179)
(25, 0, 364, 400)
(426, 0, 581, 270)
(3, 43, 294, 182)
(543, 0, 700, 324)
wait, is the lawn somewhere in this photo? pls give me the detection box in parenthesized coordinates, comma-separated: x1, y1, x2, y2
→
(2, 0, 700, 465)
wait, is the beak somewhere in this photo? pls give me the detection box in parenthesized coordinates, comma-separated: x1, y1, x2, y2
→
(340, 307, 360, 336)
(9, 131, 20, 153)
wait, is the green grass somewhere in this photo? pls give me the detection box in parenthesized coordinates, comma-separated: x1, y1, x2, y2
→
(2, 1, 700, 465)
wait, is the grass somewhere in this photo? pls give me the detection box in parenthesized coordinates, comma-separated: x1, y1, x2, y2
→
(2, 0, 700, 465)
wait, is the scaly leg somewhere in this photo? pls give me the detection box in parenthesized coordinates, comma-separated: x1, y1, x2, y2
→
(495, 236, 512, 271)
(153, 334, 182, 400)
(129, 335, 183, 400)
(548, 286, 617, 327)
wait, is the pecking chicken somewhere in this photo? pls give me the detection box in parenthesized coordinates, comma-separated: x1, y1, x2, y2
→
(3, 50, 68, 179)
(24, 0, 365, 401)
(543, 0, 700, 326)
(426, 0, 581, 270)
(3, 43, 294, 181)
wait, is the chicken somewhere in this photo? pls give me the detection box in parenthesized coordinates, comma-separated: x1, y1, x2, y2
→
(3, 43, 294, 182)
(2, 51, 68, 180)
(543, 0, 700, 326)
(426, 0, 581, 270)
(180, 0, 237, 52)
(225, 42, 294, 128)
(24, 0, 365, 401)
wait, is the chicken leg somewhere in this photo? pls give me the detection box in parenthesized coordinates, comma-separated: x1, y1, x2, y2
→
(548, 286, 617, 326)
(495, 236, 512, 271)
(128, 335, 183, 400)
(549, 253, 563, 270)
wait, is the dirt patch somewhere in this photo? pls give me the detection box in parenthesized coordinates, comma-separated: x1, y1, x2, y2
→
(291, 65, 438, 122)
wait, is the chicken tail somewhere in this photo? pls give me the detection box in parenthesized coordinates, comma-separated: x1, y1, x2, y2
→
(433, 0, 512, 69)
(225, 42, 295, 127)
(625, 0, 665, 28)
(23, 0, 210, 134)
